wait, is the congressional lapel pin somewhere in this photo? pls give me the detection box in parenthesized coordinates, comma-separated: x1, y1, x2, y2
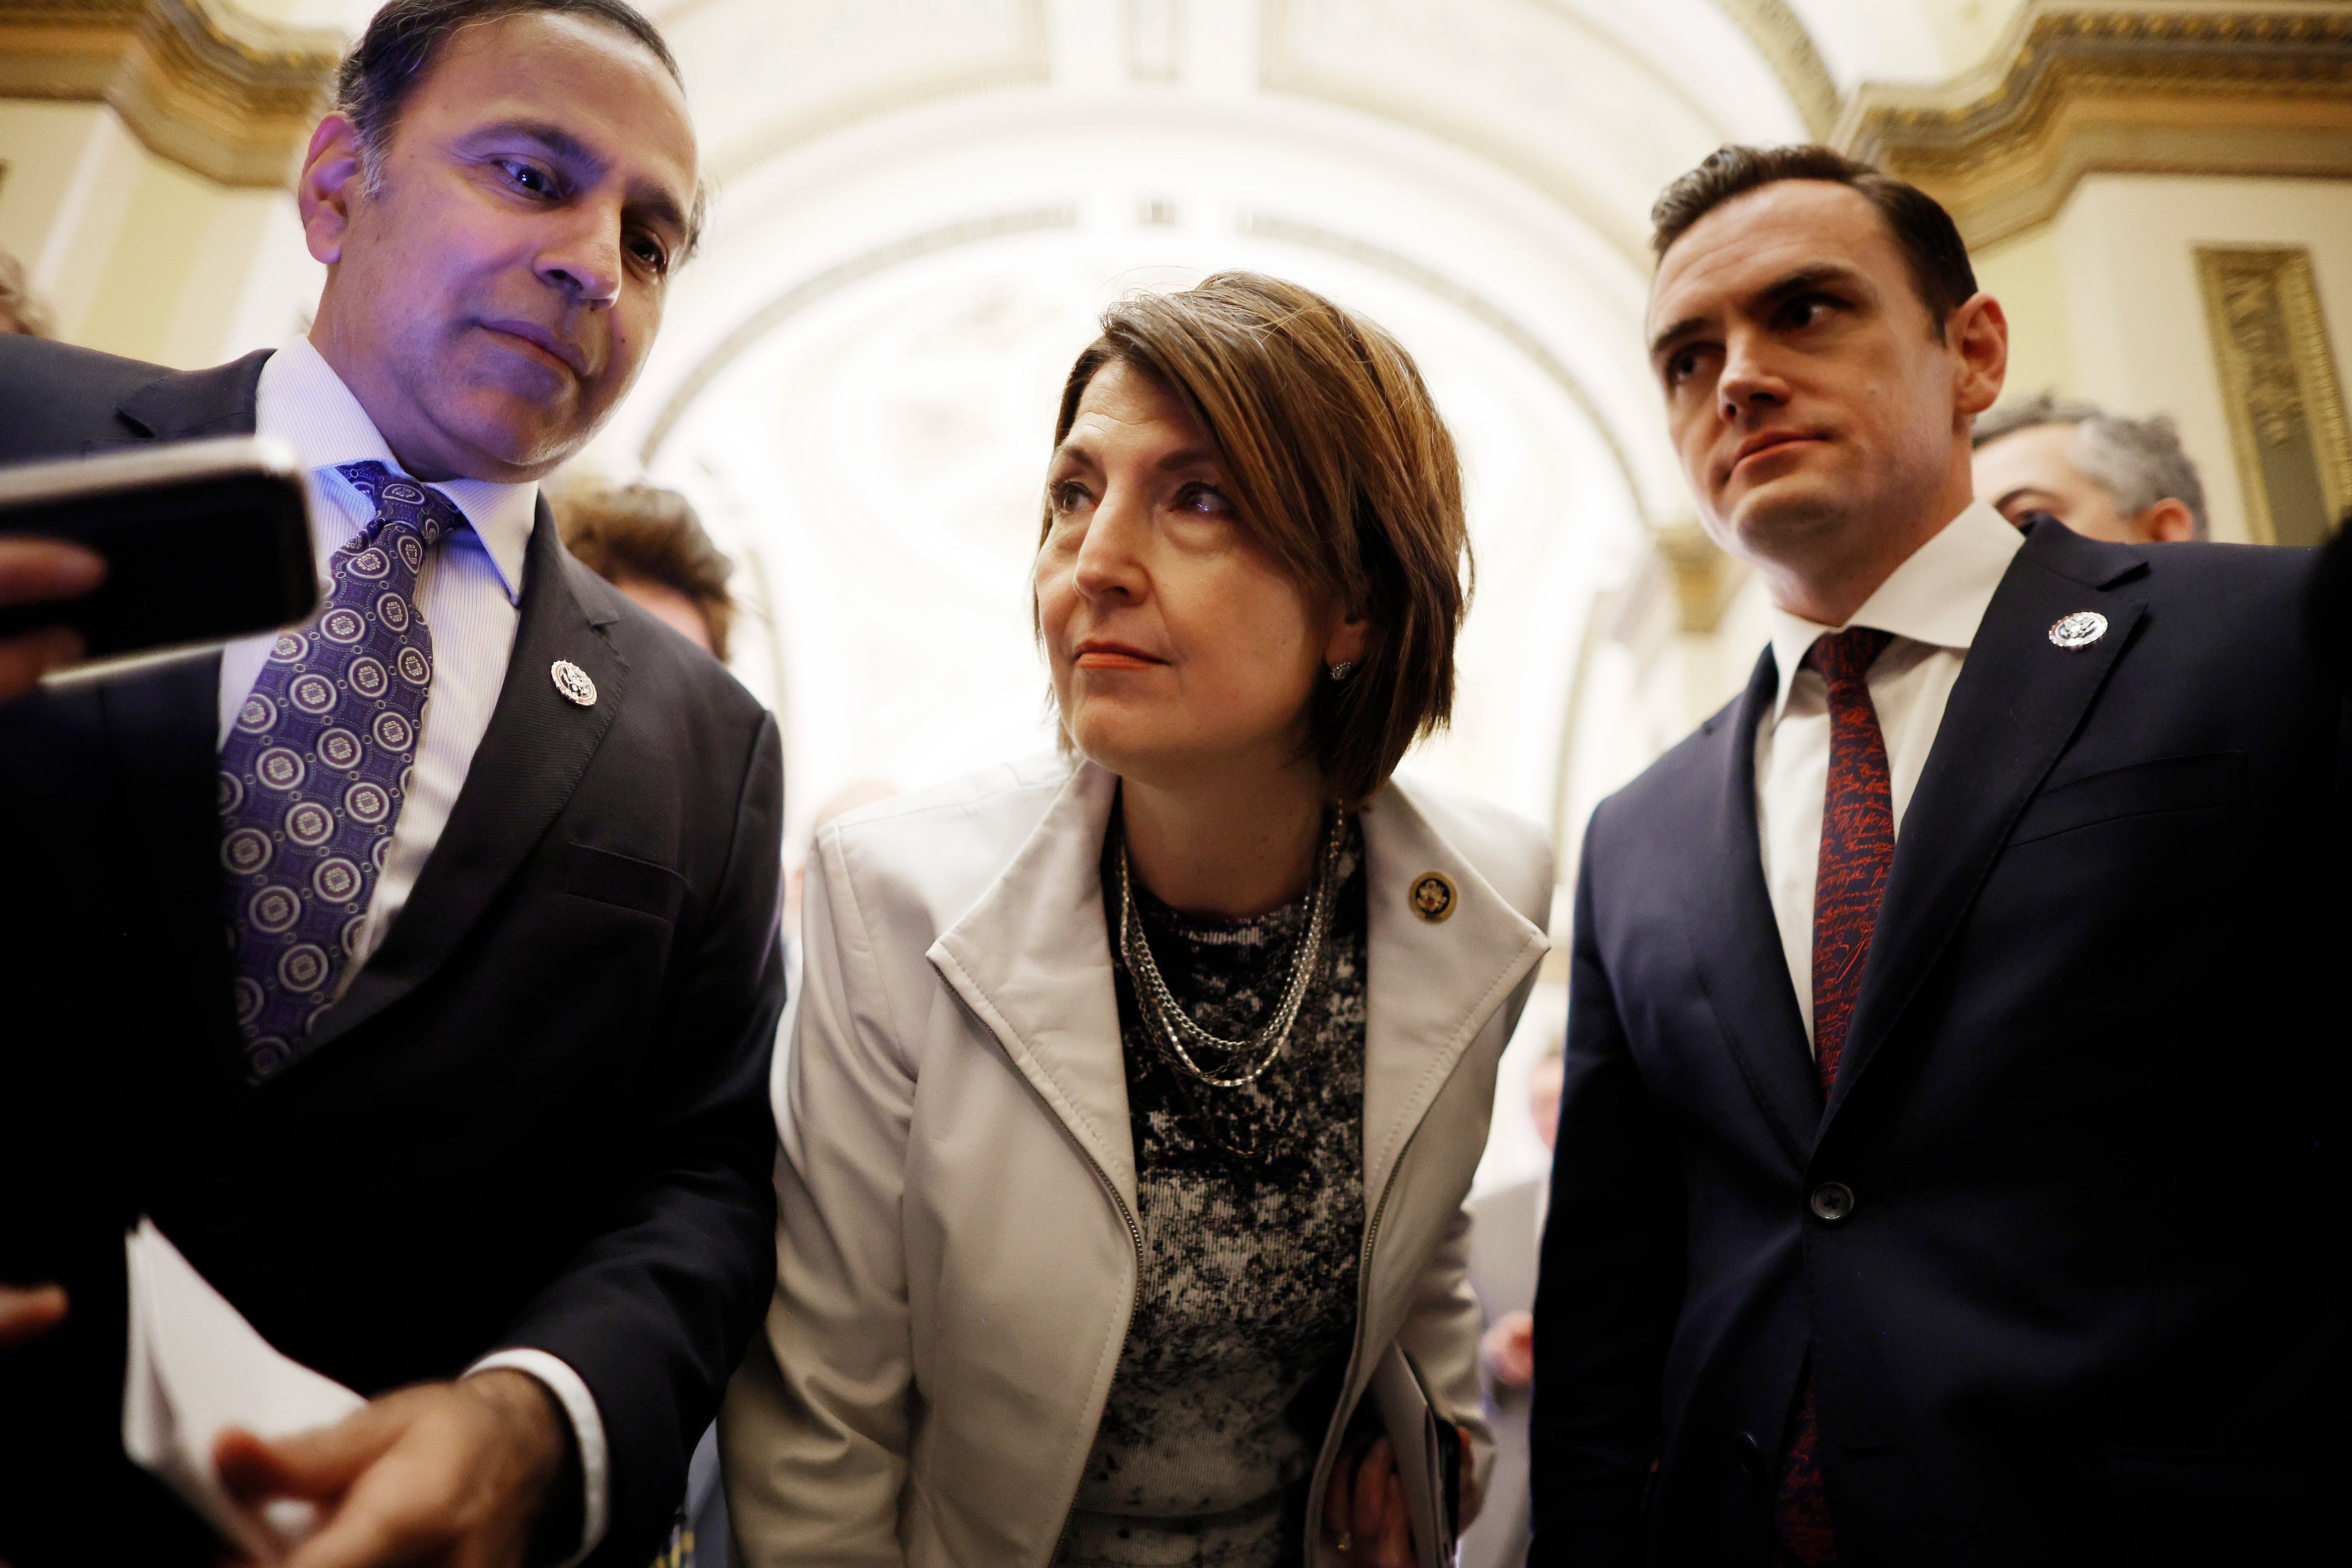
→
(2047, 611, 2108, 650)
(1409, 872, 1456, 924)
(550, 659, 598, 707)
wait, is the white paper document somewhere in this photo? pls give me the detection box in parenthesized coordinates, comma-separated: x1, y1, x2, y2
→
(1370, 1341, 1463, 1568)
(120, 1218, 366, 1563)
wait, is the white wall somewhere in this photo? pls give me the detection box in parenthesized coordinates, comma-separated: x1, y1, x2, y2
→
(0, 99, 316, 366)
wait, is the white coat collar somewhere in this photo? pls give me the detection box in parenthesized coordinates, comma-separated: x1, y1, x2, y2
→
(926, 760, 1548, 1213)
(928, 762, 1135, 1205)
(1354, 779, 1549, 1208)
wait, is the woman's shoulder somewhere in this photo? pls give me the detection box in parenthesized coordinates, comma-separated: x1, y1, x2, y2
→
(808, 753, 1092, 933)
(1370, 775, 1556, 927)
(820, 752, 1078, 864)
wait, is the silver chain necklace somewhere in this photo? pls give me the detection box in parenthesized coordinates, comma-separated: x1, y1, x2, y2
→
(1117, 810, 1345, 1090)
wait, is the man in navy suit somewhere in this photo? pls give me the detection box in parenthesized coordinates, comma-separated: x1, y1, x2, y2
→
(1530, 145, 2346, 1566)
(0, 4, 784, 1566)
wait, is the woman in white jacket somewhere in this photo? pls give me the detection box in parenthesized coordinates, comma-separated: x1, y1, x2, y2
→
(723, 273, 1553, 1568)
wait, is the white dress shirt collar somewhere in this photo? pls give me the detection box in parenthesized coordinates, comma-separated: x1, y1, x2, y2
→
(254, 336, 536, 604)
(1764, 499, 2024, 727)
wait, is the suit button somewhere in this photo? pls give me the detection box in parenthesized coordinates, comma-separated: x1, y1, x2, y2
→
(1809, 1182, 1856, 1222)
(1732, 1429, 1767, 1481)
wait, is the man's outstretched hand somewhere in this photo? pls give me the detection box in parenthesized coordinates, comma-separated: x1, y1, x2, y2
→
(0, 538, 103, 702)
(215, 1370, 571, 1568)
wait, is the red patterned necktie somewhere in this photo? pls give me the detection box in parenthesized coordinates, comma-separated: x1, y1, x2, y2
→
(1773, 625, 1895, 1567)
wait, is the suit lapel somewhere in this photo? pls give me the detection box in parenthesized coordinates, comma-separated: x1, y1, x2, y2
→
(309, 503, 629, 1052)
(928, 762, 1136, 1209)
(1826, 524, 2149, 1122)
(1675, 648, 1822, 1163)
(97, 650, 246, 1069)
(98, 350, 271, 447)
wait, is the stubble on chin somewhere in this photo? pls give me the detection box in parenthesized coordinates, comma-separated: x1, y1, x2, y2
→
(1712, 479, 1853, 573)
(442, 366, 595, 479)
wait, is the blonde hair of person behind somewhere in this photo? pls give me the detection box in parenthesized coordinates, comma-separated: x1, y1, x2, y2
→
(1042, 271, 1472, 810)
(554, 478, 736, 661)
(0, 250, 56, 338)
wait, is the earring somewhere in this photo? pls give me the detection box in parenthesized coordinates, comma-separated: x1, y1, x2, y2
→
(1328, 660, 1356, 682)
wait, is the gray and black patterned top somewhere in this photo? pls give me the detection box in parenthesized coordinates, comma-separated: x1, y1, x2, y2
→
(1056, 822, 1368, 1568)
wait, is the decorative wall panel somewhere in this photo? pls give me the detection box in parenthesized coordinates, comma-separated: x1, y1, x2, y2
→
(2197, 243, 2351, 546)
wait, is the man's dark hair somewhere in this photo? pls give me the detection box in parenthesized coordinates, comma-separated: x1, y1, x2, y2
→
(334, 0, 697, 249)
(1651, 144, 1978, 341)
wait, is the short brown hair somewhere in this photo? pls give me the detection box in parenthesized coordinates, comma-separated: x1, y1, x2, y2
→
(1651, 144, 1977, 340)
(1044, 272, 1470, 809)
(555, 479, 735, 660)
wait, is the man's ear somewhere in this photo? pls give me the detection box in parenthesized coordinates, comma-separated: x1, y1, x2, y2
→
(2137, 497, 2198, 544)
(297, 114, 368, 268)
(1949, 291, 2009, 423)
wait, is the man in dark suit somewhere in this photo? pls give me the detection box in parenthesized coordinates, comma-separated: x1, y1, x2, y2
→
(0, 4, 784, 1566)
(1531, 144, 2347, 1566)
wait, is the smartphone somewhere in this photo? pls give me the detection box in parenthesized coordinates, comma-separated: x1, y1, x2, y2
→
(1370, 1342, 1463, 1568)
(1430, 1410, 1463, 1545)
(0, 436, 316, 676)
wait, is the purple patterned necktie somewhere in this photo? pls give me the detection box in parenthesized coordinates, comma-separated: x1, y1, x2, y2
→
(1773, 624, 1895, 1568)
(218, 461, 461, 1082)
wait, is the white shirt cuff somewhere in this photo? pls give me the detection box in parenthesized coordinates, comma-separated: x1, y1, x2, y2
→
(466, 1348, 609, 1567)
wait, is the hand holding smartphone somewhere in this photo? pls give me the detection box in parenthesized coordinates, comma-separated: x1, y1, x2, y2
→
(0, 436, 317, 693)
(0, 537, 105, 701)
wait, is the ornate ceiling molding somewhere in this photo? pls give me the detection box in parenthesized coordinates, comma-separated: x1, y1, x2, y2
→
(1709, 0, 1842, 139)
(1835, 1, 2352, 251)
(639, 205, 1078, 465)
(1258, 0, 1714, 266)
(1240, 210, 1650, 520)
(0, 0, 341, 187)
(699, 0, 1049, 185)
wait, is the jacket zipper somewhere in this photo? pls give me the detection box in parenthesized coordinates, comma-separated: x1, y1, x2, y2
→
(1048, 1137, 1147, 1565)
(1080, 1140, 1148, 1269)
